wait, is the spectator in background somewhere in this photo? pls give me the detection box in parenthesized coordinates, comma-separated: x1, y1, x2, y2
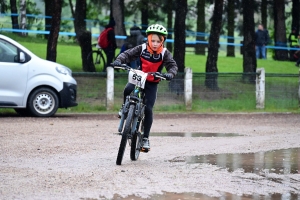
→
(119, 24, 145, 69)
(255, 24, 269, 59)
(102, 17, 117, 72)
(288, 27, 300, 61)
(294, 50, 300, 67)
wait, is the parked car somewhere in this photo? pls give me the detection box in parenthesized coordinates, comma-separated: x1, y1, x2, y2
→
(0, 34, 77, 117)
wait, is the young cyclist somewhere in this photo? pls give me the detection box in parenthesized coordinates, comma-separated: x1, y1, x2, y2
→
(112, 24, 178, 151)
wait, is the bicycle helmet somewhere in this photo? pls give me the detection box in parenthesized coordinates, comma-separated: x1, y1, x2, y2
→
(146, 24, 168, 36)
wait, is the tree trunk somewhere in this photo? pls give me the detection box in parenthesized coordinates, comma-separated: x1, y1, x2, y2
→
(111, 0, 126, 47)
(291, 0, 299, 34)
(140, 0, 148, 34)
(195, 0, 206, 55)
(166, 0, 173, 52)
(226, 0, 235, 57)
(19, 0, 26, 36)
(68, 0, 76, 32)
(205, 0, 224, 90)
(171, 0, 187, 95)
(261, 0, 267, 28)
(46, 0, 62, 62)
(10, 0, 19, 31)
(74, 0, 95, 72)
(174, 0, 187, 73)
(44, 0, 53, 40)
(242, 0, 256, 83)
(273, 0, 288, 61)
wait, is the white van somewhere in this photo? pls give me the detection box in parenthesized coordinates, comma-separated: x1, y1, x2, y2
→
(0, 34, 77, 117)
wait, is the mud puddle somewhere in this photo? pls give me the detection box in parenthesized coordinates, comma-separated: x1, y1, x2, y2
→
(151, 132, 242, 137)
(185, 148, 300, 174)
(102, 192, 299, 200)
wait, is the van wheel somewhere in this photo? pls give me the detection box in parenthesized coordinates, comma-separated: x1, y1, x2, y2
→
(14, 108, 32, 116)
(28, 88, 59, 117)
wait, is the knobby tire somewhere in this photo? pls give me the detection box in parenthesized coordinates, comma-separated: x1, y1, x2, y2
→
(116, 104, 135, 165)
(130, 132, 141, 161)
(130, 115, 144, 160)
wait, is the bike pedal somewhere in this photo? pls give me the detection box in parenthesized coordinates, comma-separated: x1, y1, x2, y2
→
(140, 148, 150, 153)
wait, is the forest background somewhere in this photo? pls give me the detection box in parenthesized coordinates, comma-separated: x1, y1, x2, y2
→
(0, 0, 299, 75)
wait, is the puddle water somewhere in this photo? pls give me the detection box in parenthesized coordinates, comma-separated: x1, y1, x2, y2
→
(96, 149, 300, 200)
(151, 132, 241, 137)
(104, 192, 299, 200)
(185, 148, 300, 174)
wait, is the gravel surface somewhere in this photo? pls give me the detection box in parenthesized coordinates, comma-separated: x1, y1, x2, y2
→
(1, 113, 300, 199)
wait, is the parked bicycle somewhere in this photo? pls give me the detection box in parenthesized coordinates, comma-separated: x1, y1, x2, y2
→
(112, 64, 166, 165)
(87, 43, 106, 72)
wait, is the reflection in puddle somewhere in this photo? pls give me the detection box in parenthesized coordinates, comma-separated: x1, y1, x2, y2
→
(104, 149, 300, 200)
(185, 148, 300, 174)
(108, 192, 299, 200)
(151, 132, 242, 137)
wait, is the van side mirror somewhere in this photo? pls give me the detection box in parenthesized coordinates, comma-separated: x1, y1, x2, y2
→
(19, 52, 25, 63)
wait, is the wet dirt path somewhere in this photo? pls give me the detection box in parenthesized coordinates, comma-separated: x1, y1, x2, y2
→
(0, 113, 300, 199)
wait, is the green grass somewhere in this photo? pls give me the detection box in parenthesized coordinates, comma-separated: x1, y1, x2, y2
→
(1, 33, 299, 114)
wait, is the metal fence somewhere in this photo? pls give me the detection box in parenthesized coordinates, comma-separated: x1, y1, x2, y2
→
(73, 72, 299, 111)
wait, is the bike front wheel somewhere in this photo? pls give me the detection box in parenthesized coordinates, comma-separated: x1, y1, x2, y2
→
(116, 104, 135, 165)
(87, 50, 106, 72)
(130, 131, 142, 161)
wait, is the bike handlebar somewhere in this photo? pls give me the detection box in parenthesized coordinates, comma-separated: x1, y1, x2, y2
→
(111, 63, 166, 80)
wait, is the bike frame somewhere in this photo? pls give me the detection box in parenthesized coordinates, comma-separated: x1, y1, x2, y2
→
(118, 84, 145, 137)
(114, 64, 165, 165)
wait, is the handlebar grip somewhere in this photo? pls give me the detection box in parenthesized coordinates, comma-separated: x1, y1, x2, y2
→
(110, 63, 130, 70)
(150, 72, 166, 80)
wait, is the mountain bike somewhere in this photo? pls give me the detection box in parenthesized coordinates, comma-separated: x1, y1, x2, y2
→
(113, 64, 166, 165)
(87, 43, 106, 72)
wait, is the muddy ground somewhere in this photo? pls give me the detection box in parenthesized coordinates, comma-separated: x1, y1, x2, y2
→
(0, 113, 300, 199)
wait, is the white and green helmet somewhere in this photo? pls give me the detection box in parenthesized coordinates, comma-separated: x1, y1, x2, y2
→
(146, 24, 168, 36)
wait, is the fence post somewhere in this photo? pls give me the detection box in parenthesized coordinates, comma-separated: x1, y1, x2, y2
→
(256, 68, 265, 109)
(184, 67, 193, 110)
(106, 66, 114, 110)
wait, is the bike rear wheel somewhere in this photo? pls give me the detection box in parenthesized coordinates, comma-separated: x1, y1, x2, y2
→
(87, 50, 106, 72)
(116, 104, 135, 165)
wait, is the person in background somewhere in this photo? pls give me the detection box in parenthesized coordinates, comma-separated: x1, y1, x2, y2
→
(119, 24, 145, 69)
(255, 24, 269, 59)
(102, 17, 117, 72)
(288, 27, 300, 61)
(294, 50, 300, 67)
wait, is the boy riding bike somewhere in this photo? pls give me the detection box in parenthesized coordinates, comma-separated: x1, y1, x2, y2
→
(112, 24, 178, 151)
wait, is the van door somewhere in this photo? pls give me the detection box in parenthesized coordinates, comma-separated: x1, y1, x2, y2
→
(0, 39, 28, 107)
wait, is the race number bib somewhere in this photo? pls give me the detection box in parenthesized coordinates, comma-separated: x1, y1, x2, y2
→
(128, 70, 147, 89)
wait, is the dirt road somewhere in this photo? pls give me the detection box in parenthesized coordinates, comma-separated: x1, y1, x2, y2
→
(1, 113, 300, 199)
